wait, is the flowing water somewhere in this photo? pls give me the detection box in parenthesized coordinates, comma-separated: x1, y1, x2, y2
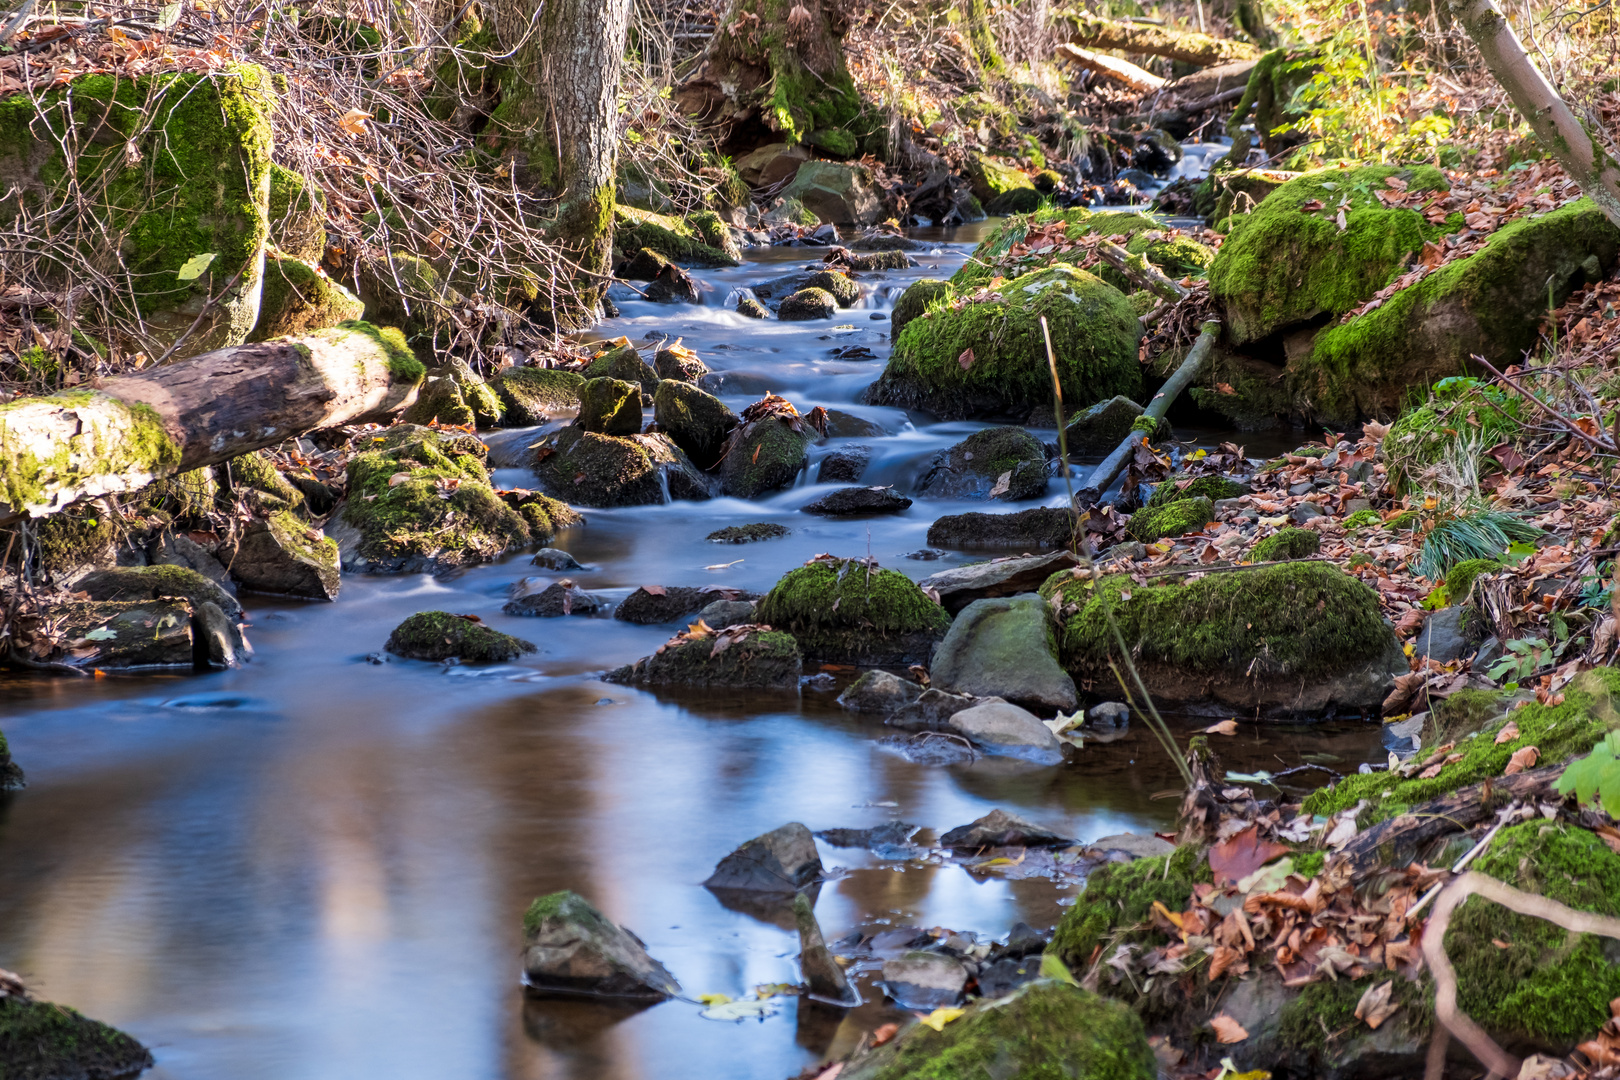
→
(0, 208, 1386, 1080)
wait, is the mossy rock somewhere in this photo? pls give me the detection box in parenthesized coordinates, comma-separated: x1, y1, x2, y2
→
(500, 489, 584, 545)
(250, 254, 364, 341)
(778, 288, 837, 321)
(1303, 199, 1620, 422)
(1047, 844, 1209, 968)
(841, 979, 1155, 1080)
(1146, 475, 1247, 508)
(778, 161, 882, 226)
(708, 522, 790, 543)
(583, 344, 660, 394)
(223, 449, 305, 514)
(950, 208, 1185, 291)
(612, 204, 741, 267)
(1440, 557, 1499, 606)
(653, 380, 737, 470)
(47, 598, 198, 670)
(756, 558, 951, 665)
(233, 509, 342, 600)
(918, 426, 1048, 500)
(0, 66, 276, 358)
(0, 728, 23, 791)
(355, 251, 463, 361)
(386, 610, 536, 662)
(77, 563, 242, 619)
(1250, 526, 1320, 561)
(889, 279, 952, 342)
(400, 370, 498, 429)
(805, 270, 859, 307)
(1207, 164, 1452, 346)
(492, 367, 584, 426)
(23, 505, 121, 581)
(1040, 560, 1401, 714)
(926, 506, 1076, 549)
(578, 378, 643, 436)
(267, 162, 327, 262)
(718, 417, 810, 498)
(965, 152, 1040, 216)
(1125, 496, 1212, 542)
(1206, 168, 1299, 227)
(534, 427, 711, 507)
(0, 995, 154, 1080)
(737, 296, 769, 319)
(868, 265, 1142, 420)
(341, 426, 531, 572)
(605, 629, 802, 689)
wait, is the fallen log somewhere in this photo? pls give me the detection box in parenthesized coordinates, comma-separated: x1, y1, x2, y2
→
(1056, 12, 1262, 67)
(1055, 43, 1165, 92)
(0, 321, 424, 525)
(1093, 239, 1189, 304)
(1125, 84, 1248, 128)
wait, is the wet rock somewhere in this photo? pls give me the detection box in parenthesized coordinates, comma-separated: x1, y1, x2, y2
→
(583, 344, 661, 395)
(889, 279, 953, 343)
(1086, 832, 1175, 860)
(707, 522, 790, 543)
(827, 247, 913, 271)
(531, 548, 586, 571)
(736, 296, 769, 319)
(653, 344, 709, 383)
(919, 550, 1079, 614)
(614, 585, 758, 625)
(502, 489, 586, 546)
(521, 890, 681, 1000)
(966, 151, 1040, 215)
(795, 893, 860, 1007)
(577, 378, 644, 436)
(888, 688, 978, 730)
(482, 427, 553, 469)
(491, 367, 585, 426)
(703, 822, 823, 893)
(816, 445, 871, 483)
(903, 548, 946, 560)
(756, 557, 951, 666)
(805, 270, 859, 307)
(933, 596, 1077, 713)
(1063, 395, 1166, 453)
(696, 598, 757, 630)
(231, 511, 342, 600)
(618, 246, 673, 281)
(948, 699, 1067, 764)
(880, 952, 967, 1010)
(0, 730, 22, 791)
(534, 428, 712, 507)
(504, 577, 610, 617)
(939, 809, 1074, 850)
(697, 369, 778, 396)
(1089, 701, 1130, 726)
(801, 486, 911, 516)
(850, 232, 925, 252)
(653, 381, 737, 470)
(975, 955, 1043, 998)
(192, 601, 240, 668)
(76, 564, 242, 620)
(917, 427, 1049, 501)
(814, 822, 920, 850)
(0, 987, 154, 1080)
(824, 411, 887, 438)
(385, 611, 536, 663)
(779, 161, 883, 226)
(605, 627, 802, 689)
(778, 287, 837, 321)
(49, 600, 197, 670)
(837, 670, 923, 713)
(718, 417, 810, 498)
(926, 507, 1076, 550)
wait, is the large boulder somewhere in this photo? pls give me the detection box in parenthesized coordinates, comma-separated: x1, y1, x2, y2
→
(866, 265, 1142, 420)
(612, 204, 742, 266)
(949, 207, 1212, 291)
(34, 599, 199, 670)
(249, 254, 364, 341)
(735, 142, 811, 187)
(77, 564, 241, 619)
(718, 416, 811, 498)
(756, 558, 951, 665)
(534, 427, 711, 507)
(777, 288, 837, 321)
(232, 510, 341, 600)
(605, 626, 802, 689)
(965, 153, 1040, 215)
(932, 595, 1078, 713)
(653, 381, 737, 470)
(916, 426, 1048, 500)
(778, 161, 883, 226)
(385, 611, 536, 662)
(890, 278, 953, 342)
(1064, 395, 1163, 454)
(402, 360, 504, 428)
(1039, 560, 1404, 715)
(491, 367, 584, 425)
(582, 344, 660, 395)
(948, 699, 1068, 764)
(522, 891, 681, 999)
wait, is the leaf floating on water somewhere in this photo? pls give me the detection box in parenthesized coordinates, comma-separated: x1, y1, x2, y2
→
(698, 993, 732, 1006)
(700, 997, 778, 1021)
(704, 559, 744, 570)
(1209, 1013, 1249, 1043)
(1201, 719, 1238, 736)
(917, 1007, 965, 1032)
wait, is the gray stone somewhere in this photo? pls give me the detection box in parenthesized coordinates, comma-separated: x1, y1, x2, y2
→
(1418, 605, 1481, 664)
(837, 670, 924, 713)
(938, 808, 1073, 850)
(879, 951, 967, 1010)
(1344, 498, 1373, 515)
(696, 598, 757, 629)
(1290, 502, 1325, 523)
(1087, 832, 1175, 860)
(779, 161, 883, 226)
(1288, 482, 1314, 496)
(975, 955, 1042, 998)
(948, 699, 1068, 764)
(504, 578, 610, 617)
(919, 551, 1079, 615)
(817, 445, 871, 483)
(802, 486, 911, 516)
(932, 595, 1077, 712)
(193, 600, 240, 668)
(1088, 701, 1130, 726)
(614, 585, 756, 624)
(917, 427, 1049, 501)
(653, 380, 738, 471)
(521, 890, 681, 1000)
(231, 515, 341, 600)
(887, 688, 978, 731)
(734, 142, 810, 187)
(1063, 395, 1160, 454)
(795, 893, 860, 1007)
(531, 548, 586, 571)
(814, 822, 920, 851)
(150, 532, 231, 588)
(703, 822, 823, 893)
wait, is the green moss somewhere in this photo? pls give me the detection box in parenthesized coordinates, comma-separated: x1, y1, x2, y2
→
(653, 380, 736, 470)
(720, 417, 809, 498)
(583, 344, 659, 394)
(1275, 977, 1430, 1055)
(0, 392, 181, 516)
(805, 270, 858, 307)
(492, 367, 584, 425)
(1343, 508, 1380, 529)
(250, 254, 364, 341)
(871, 265, 1142, 420)
(1207, 165, 1452, 345)
(612, 204, 740, 267)
(225, 449, 305, 512)
(0, 996, 153, 1079)
(956, 426, 1045, 475)
(266, 162, 327, 262)
(578, 378, 643, 436)
(402, 367, 503, 429)
(1303, 667, 1620, 819)
(614, 629, 803, 689)
(952, 207, 1175, 290)
(535, 427, 685, 508)
(501, 490, 582, 544)
(1047, 845, 1209, 967)
(385, 610, 535, 663)
(756, 559, 951, 663)
(333, 320, 425, 383)
(1147, 475, 1246, 508)
(1293, 849, 1325, 878)
(966, 153, 1039, 216)
(1381, 383, 1524, 494)
(708, 522, 790, 543)
(1040, 560, 1393, 683)
(1251, 526, 1321, 561)
(523, 889, 590, 936)
(1446, 821, 1620, 1047)
(1441, 557, 1499, 606)
(1126, 496, 1213, 542)
(76, 564, 238, 615)
(26, 505, 118, 577)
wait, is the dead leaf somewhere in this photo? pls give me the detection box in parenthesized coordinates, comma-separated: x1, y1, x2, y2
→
(1504, 746, 1540, 775)
(870, 1024, 899, 1047)
(988, 471, 1012, 498)
(752, 444, 761, 464)
(1214, 382, 1237, 395)
(1210, 1014, 1249, 1043)
(1201, 720, 1238, 736)
(1209, 825, 1292, 888)
(1494, 721, 1520, 745)
(1595, 824, 1620, 856)
(1355, 981, 1400, 1029)
(643, 585, 667, 596)
(337, 108, 372, 136)
(958, 347, 975, 371)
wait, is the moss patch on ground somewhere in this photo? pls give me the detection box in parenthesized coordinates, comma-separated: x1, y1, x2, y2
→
(1126, 496, 1213, 542)
(756, 558, 951, 664)
(1047, 845, 1209, 968)
(1251, 526, 1321, 561)
(1147, 475, 1247, 508)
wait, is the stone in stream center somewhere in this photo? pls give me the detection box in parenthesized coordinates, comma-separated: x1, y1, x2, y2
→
(613, 585, 758, 625)
(801, 486, 911, 516)
(503, 578, 610, 617)
(794, 894, 860, 1007)
(521, 891, 680, 1000)
(918, 551, 1079, 615)
(385, 611, 536, 663)
(931, 595, 1078, 713)
(939, 809, 1074, 851)
(926, 506, 1076, 550)
(879, 951, 967, 1010)
(703, 822, 823, 893)
(836, 670, 923, 714)
(947, 700, 1069, 765)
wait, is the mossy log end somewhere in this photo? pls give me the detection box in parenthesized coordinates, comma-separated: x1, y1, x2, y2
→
(0, 321, 424, 524)
(1055, 12, 1263, 67)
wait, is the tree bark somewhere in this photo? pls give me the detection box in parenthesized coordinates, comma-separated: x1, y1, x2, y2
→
(1442, 0, 1620, 229)
(0, 322, 423, 525)
(1055, 12, 1262, 66)
(1055, 43, 1166, 92)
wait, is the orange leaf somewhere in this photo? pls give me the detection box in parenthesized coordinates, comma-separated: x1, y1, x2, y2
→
(1200, 719, 1238, 736)
(1214, 382, 1236, 395)
(1494, 721, 1520, 745)
(752, 444, 762, 463)
(1504, 745, 1540, 775)
(1210, 1014, 1249, 1043)
(870, 1023, 900, 1047)
(337, 108, 372, 136)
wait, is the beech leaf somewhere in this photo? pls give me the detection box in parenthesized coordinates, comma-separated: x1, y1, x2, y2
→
(1210, 1014, 1249, 1043)
(1208, 824, 1291, 888)
(1504, 745, 1540, 775)
(957, 347, 975, 371)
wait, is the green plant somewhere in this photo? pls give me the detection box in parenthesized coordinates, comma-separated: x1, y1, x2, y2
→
(1557, 731, 1620, 816)
(1487, 614, 1578, 685)
(1412, 507, 1540, 580)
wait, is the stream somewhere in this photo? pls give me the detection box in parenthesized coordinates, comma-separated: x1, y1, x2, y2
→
(0, 207, 1388, 1080)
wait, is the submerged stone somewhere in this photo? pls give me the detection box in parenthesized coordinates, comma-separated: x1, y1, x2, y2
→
(939, 809, 1074, 850)
(931, 595, 1077, 713)
(756, 558, 951, 666)
(1, 730, 25, 791)
(703, 822, 824, 893)
(836, 670, 924, 714)
(385, 611, 536, 663)
(707, 522, 790, 543)
(522, 890, 681, 999)
(880, 951, 968, 1010)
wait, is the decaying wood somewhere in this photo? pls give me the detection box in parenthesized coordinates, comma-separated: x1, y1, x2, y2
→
(0, 322, 424, 525)
(1127, 85, 1248, 128)
(1055, 11, 1262, 67)
(1094, 239, 1189, 303)
(1054, 43, 1165, 92)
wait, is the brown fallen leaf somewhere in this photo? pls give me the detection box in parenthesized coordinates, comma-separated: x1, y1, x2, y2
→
(1209, 1013, 1249, 1043)
(337, 108, 372, 135)
(1200, 719, 1238, 736)
(642, 585, 667, 596)
(958, 347, 975, 371)
(752, 444, 762, 464)
(1208, 824, 1291, 888)
(870, 1023, 900, 1047)
(1355, 981, 1400, 1029)
(1504, 745, 1540, 775)
(1494, 721, 1520, 745)
(1595, 824, 1620, 856)
(1214, 382, 1237, 395)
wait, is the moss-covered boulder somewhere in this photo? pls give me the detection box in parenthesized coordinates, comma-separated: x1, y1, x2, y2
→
(869, 265, 1141, 420)
(950, 208, 1207, 291)
(737, 296, 769, 319)
(0, 994, 154, 1080)
(653, 381, 737, 470)
(386, 610, 536, 663)
(917, 426, 1048, 500)
(0, 729, 22, 791)
(77, 564, 241, 619)
(232, 509, 341, 600)
(1047, 844, 1208, 968)
(1302, 198, 1620, 421)
(756, 558, 951, 665)
(356, 250, 459, 360)
(605, 628, 803, 689)
(653, 344, 710, 383)
(612, 204, 741, 266)
(583, 344, 660, 395)
(1207, 164, 1452, 345)
(1125, 495, 1212, 542)
(534, 427, 712, 507)
(805, 270, 859, 307)
(841, 980, 1155, 1080)
(42, 599, 198, 670)
(778, 288, 837, 321)
(492, 367, 584, 426)
(21, 506, 121, 583)
(1040, 560, 1402, 715)
(778, 161, 883, 226)
(267, 162, 327, 263)
(718, 417, 810, 498)
(1206, 167, 1298, 228)
(249, 254, 365, 341)
(222, 450, 305, 514)
(402, 361, 503, 429)
(0, 66, 276, 359)
(890, 278, 952, 342)
(965, 153, 1041, 216)
(500, 489, 584, 545)
(339, 426, 531, 573)
(577, 378, 643, 436)
(1250, 525, 1320, 562)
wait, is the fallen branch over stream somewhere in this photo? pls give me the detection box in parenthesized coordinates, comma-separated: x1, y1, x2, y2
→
(1055, 11, 1262, 66)
(0, 322, 424, 526)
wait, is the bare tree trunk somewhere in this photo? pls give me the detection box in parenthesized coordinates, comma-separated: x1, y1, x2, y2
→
(1443, 0, 1620, 227)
